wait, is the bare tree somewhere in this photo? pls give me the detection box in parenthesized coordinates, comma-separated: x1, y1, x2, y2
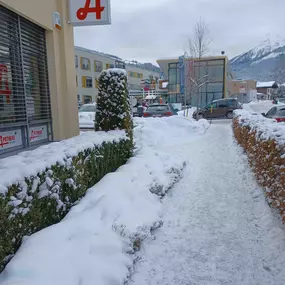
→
(184, 18, 211, 118)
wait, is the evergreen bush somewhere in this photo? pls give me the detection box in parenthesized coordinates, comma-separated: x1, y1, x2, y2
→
(95, 69, 133, 141)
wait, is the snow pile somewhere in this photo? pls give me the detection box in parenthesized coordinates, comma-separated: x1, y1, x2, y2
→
(177, 107, 197, 118)
(0, 131, 127, 193)
(0, 116, 206, 285)
(234, 109, 285, 146)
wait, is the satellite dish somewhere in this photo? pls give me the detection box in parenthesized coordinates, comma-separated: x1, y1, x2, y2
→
(221, 51, 225, 55)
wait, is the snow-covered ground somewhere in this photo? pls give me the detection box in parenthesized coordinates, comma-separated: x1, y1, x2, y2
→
(243, 100, 285, 114)
(0, 116, 208, 285)
(130, 120, 285, 285)
(2, 115, 285, 285)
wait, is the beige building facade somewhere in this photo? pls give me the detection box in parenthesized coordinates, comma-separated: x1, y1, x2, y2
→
(0, 0, 79, 157)
(229, 80, 257, 95)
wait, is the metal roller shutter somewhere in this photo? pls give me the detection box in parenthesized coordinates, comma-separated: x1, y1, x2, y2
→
(0, 5, 52, 157)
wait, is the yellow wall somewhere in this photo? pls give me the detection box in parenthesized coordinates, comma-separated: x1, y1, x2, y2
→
(0, 0, 79, 140)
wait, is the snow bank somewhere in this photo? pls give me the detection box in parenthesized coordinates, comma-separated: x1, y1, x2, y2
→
(0, 115, 206, 285)
(0, 131, 126, 191)
(234, 109, 285, 146)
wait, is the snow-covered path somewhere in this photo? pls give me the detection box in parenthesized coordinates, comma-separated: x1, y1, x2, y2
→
(131, 121, 285, 285)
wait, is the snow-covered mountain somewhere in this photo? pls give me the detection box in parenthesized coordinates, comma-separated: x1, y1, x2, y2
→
(230, 36, 285, 82)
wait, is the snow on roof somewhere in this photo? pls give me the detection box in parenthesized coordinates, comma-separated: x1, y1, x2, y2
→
(256, 81, 277, 88)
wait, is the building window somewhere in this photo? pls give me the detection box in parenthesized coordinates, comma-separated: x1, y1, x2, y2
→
(75, 55, 78, 68)
(86, 76, 92, 88)
(83, 95, 92, 104)
(0, 5, 52, 156)
(81, 57, 90, 70)
(94, 60, 102, 72)
(106, 63, 114, 69)
(115, 60, 125, 69)
(169, 68, 177, 85)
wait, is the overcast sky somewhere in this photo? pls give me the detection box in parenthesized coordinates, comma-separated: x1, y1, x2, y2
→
(74, 0, 285, 65)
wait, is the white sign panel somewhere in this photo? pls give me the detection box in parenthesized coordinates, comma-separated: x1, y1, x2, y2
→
(69, 0, 111, 27)
(0, 129, 22, 151)
(29, 125, 48, 143)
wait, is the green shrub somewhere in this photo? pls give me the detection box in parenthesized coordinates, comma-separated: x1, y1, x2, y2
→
(95, 69, 133, 141)
(0, 138, 132, 272)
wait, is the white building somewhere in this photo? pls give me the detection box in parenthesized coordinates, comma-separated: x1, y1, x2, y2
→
(75, 47, 161, 104)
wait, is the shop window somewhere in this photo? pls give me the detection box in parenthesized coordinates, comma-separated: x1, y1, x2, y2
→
(0, 5, 52, 156)
(94, 60, 102, 72)
(81, 57, 90, 70)
(86, 76, 93, 88)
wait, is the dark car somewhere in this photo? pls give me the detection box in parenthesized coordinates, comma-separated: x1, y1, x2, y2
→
(262, 106, 285, 122)
(143, 104, 178, 118)
(193, 98, 242, 119)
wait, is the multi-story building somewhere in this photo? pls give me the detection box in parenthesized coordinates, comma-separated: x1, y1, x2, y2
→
(157, 56, 232, 107)
(75, 46, 125, 104)
(75, 47, 161, 104)
(0, 0, 79, 157)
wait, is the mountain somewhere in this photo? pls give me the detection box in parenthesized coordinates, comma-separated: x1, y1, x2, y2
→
(230, 36, 285, 83)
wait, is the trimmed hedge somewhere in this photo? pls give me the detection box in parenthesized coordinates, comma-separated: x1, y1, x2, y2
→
(95, 69, 133, 141)
(233, 115, 285, 222)
(0, 138, 132, 272)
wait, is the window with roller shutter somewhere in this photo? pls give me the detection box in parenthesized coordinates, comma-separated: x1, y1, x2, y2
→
(0, 5, 52, 157)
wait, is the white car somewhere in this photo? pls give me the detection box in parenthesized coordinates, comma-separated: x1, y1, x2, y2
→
(78, 103, 96, 129)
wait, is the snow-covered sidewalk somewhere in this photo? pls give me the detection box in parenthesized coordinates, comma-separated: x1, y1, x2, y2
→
(131, 121, 285, 285)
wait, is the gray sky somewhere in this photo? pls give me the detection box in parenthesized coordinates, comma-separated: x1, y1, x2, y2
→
(74, 0, 285, 65)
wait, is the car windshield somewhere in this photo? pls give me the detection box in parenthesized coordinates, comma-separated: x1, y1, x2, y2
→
(147, 105, 169, 112)
(78, 105, 96, 112)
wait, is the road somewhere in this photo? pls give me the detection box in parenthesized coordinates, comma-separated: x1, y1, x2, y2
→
(131, 120, 285, 285)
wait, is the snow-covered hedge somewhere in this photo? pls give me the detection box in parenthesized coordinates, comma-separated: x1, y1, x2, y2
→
(233, 110, 285, 221)
(0, 131, 132, 272)
(95, 69, 133, 140)
(0, 116, 193, 285)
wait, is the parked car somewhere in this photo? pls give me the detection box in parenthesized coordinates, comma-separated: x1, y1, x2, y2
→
(262, 106, 285, 122)
(78, 103, 96, 129)
(143, 103, 178, 118)
(193, 98, 242, 120)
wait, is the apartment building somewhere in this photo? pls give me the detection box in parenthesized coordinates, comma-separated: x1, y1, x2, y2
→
(75, 47, 161, 104)
(75, 46, 125, 104)
(0, 0, 79, 157)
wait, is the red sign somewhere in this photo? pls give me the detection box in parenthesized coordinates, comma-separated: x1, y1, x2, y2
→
(0, 135, 16, 148)
(30, 129, 43, 141)
(77, 0, 105, 21)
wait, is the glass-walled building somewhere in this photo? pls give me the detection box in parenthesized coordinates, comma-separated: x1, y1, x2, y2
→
(157, 56, 231, 107)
